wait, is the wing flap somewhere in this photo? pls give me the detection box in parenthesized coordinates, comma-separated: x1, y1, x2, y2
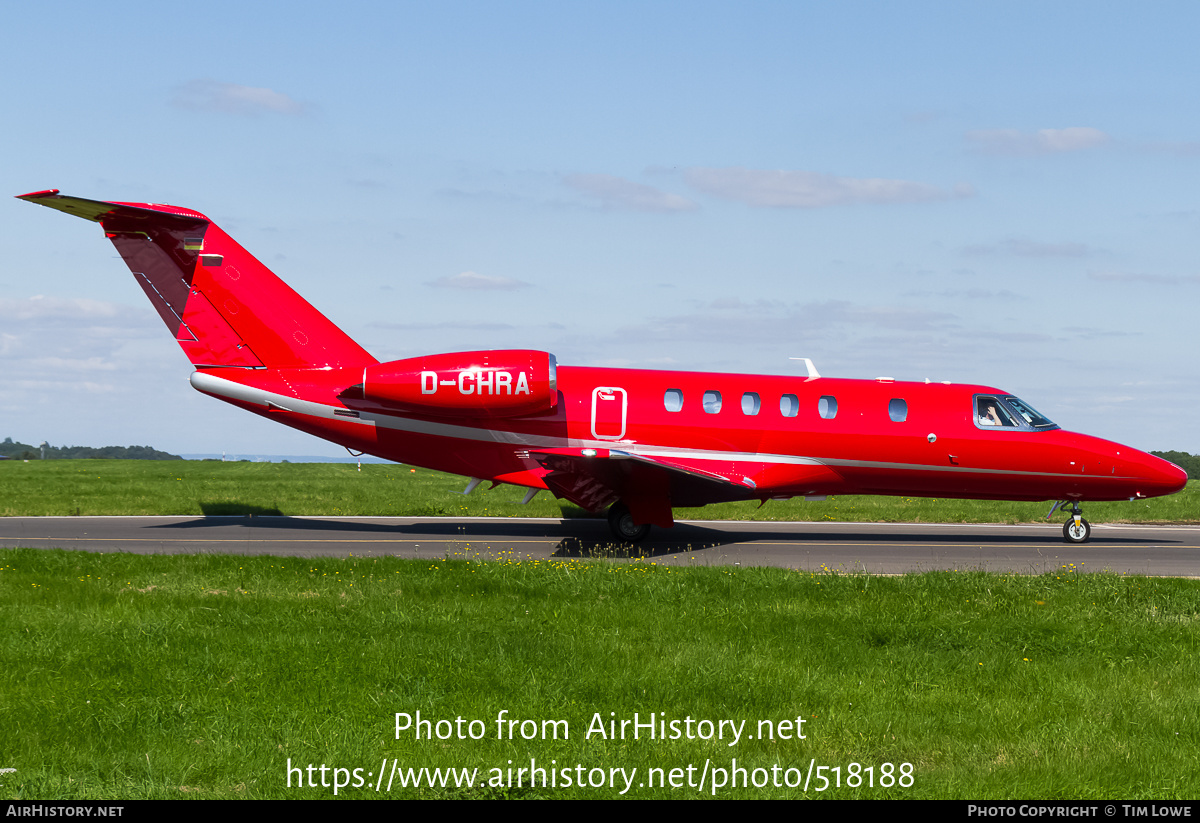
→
(527, 447, 762, 528)
(528, 447, 846, 525)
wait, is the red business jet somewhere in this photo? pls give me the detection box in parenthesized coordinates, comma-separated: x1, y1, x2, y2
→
(18, 190, 1187, 544)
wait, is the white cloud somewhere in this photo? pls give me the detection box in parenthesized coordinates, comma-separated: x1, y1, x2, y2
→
(1063, 326, 1143, 340)
(370, 320, 516, 331)
(962, 238, 1092, 258)
(0, 295, 129, 320)
(683, 167, 968, 208)
(171, 80, 307, 116)
(966, 127, 1109, 155)
(903, 288, 1022, 301)
(426, 271, 531, 290)
(563, 174, 697, 212)
(0, 293, 179, 439)
(26, 356, 119, 373)
(609, 298, 957, 349)
(1088, 271, 1200, 286)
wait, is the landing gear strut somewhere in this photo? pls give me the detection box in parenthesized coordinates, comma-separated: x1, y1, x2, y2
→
(607, 502, 651, 543)
(1062, 502, 1091, 544)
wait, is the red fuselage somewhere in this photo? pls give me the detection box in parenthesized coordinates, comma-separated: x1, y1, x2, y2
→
(189, 364, 1187, 509)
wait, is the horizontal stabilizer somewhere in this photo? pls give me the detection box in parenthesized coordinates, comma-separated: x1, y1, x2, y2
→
(17, 189, 209, 228)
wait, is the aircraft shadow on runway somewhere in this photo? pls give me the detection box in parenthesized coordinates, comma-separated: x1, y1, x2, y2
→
(148, 514, 732, 557)
(146, 515, 1172, 558)
(199, 503, 284, 516)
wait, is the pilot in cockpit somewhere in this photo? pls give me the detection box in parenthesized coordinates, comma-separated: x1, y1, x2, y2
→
(977, 399, 1005, 426)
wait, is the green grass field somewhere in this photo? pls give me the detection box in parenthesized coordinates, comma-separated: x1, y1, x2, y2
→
(2, 549, 1198, 799)
(1, 458, 1195, 524)
(2, 460, 1197, 800)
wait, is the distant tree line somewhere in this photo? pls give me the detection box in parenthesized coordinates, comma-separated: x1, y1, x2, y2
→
(0, 437, 182, 461)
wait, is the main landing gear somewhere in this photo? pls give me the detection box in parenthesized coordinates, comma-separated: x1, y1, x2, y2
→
(1060, 502, 1091, 544)
(607, 502, 651, 543)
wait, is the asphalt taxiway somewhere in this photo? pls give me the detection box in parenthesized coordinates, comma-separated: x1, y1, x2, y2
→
(1, 516, 1197, 576)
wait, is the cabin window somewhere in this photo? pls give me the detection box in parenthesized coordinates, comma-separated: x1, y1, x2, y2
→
(818, 395, 838, 419)
(780, 394, 799, 418)
(888, 398, 907, 422)
(664, 389, 683, 412)
(703, 390, 722, 414)
(741, 392, 761, 415)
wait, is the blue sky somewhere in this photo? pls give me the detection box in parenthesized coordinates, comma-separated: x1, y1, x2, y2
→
(3, 1, 1197, 456)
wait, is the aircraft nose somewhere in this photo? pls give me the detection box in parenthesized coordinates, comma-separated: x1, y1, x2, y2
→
(1131, 452, 1189, 498)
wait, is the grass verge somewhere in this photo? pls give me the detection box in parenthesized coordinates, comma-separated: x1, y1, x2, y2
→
(2, 549, 1198, 799)
(1, 460, 1195, 524)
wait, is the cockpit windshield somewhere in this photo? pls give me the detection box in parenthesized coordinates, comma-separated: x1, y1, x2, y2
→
(1002, 396, 1056, 429)
(974, 394, 1058, 431)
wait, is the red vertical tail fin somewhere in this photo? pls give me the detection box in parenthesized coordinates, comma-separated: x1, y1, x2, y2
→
(17, 190, 376, 370)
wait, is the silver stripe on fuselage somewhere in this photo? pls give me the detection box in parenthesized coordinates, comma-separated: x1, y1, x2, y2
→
(189, 371, 1120, 481)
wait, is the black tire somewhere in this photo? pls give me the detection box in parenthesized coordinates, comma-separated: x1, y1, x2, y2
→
(608, 502, 651, 543)
(1063, 517, 1091, 544)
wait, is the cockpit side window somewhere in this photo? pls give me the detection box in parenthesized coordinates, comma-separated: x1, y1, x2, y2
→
(975, 395, 1019, 428)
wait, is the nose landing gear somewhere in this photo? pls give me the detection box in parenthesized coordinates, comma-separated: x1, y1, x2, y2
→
(1062, 502, 1091, 544)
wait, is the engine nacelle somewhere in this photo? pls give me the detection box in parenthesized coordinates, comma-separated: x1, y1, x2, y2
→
(361, 350, 557, 417)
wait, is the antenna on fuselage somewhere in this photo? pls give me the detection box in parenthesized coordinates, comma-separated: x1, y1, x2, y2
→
(789, 357, 821, 379)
